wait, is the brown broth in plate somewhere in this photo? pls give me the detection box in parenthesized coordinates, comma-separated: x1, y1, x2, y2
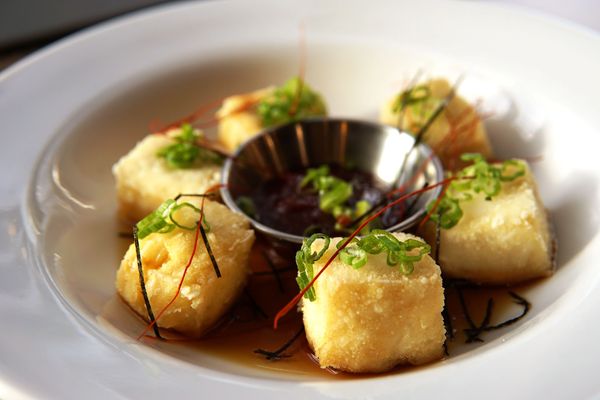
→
(109, 237, 537, 378)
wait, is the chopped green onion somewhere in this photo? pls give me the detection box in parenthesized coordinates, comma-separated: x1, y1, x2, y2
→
(300, 165, 330, 189)
(300, 165, 354, 215)
(427, 153, 527, 230)
(392, 84, 431, 112)
(257, 77, 327, 127)
(295, 233, 331, 301)
(135, 198, 209, 239)
(136, 199, 177, 239)
(157, 123, 223, 169)
(339, 245, 368, 269)
(500, 159, 526, 181)
(319, 180, 352, 213)
(427, 196, 463, 229)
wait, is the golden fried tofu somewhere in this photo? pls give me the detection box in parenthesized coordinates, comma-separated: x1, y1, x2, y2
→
(112, 129, 221, 222)
(420, 162, 554, 284)
(301, 233, 446, 373)
(116, 200, 255, 337)
(380, 78, 493, 170)
(216, 87, 274, 152)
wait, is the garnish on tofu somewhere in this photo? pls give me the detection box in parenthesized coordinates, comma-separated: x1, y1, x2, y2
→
(426, 153, 526, 229)
(392, 84, 435, 115)
(296, 233, 331, 301)
(135, 197, 211, 239)
(157, 123, 223, 169)
(338, 230, 430, 273)
(381, 78, 494, 171)
(257, 77, 326, 127)
(295, 230, 430, 301)
(123, 190, 253, 340)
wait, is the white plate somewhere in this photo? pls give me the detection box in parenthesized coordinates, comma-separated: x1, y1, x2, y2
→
(2, 1, 600, 398)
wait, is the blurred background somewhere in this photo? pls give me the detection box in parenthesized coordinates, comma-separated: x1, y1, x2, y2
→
(0, 0, 598, 70)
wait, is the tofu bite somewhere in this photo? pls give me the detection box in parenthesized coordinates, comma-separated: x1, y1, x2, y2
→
(216, 87, 274, 152)
(301, 232, 446, 373)
(116, 199, 255, 337)
(420, 160, 554, 284)
(380, 78, 493, 170)
(216, 77, 327, 152)
(112, 127, 222, 222)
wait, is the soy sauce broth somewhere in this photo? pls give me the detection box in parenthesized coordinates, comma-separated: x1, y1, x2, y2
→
(249, 164, 405, 237)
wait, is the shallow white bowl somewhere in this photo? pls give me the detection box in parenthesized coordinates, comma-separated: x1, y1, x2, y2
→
(1, 0, 600, 398)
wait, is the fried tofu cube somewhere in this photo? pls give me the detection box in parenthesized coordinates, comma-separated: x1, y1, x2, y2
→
(380, 78, 493, 170)
(302, 233, 446, 373)
(116, 200, 255, 337)
(216, 87, 274, 152)
(112, 129, 222, 222)
(420, 161, 554, 284)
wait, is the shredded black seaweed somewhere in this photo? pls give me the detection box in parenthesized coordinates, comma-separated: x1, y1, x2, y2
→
(453, 284, 531, 343)
(254, 326, 305, 361)
(262, 250, 285, 293)
(244, 288, 268, 319)
(174, 193, 217, 201)
(133, 226, 162, 339)
(199, 222, 221, 278)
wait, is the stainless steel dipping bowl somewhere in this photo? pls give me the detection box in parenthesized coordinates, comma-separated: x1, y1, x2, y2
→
(220, 118, 444, 244)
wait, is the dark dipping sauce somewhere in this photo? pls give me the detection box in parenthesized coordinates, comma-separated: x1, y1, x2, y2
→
(249, 164, 405, 237)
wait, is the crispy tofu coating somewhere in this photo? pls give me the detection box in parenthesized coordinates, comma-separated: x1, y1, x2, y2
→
(112, 129, 221, 222)
(216, 87, 274, 152)
(302, 233, 446, 373)
(116, 200, 255, 337)
(420, 161, 554, 284)
(380, 78, 493, 170)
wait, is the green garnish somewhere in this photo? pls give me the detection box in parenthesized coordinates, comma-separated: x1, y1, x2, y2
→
(296, 234, 331, 301)
(427, 153, 526, 229)
(340, 230, 430, 274)
(300, 165, 379, 232)
(392, 84, 431, 112)
(157, 123, 223, 169)
(392, 84, 445, 133)
(136, 198, 210, 239)
(426, 196, 462, 229)
(296, 232, 430, 301)
(257, 77, 327, 127)
(300, 165, 353, 214)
